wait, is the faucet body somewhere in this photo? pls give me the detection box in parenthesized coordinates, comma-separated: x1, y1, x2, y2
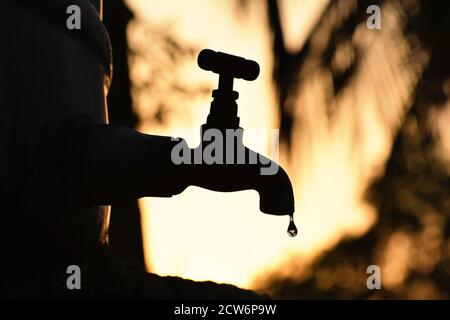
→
(79, 49, 295, 216)
(185, 49, 295, 216)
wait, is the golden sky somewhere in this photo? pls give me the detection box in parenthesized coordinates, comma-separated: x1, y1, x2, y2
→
(124, 0, 425, 290)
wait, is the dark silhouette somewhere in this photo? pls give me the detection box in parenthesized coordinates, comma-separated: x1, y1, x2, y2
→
(103, 0, 145, 272)
(0, 0, 292, 298)
(191, 49, 294, 217)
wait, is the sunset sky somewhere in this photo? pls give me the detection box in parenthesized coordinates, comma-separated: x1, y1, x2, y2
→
(124, 0, 427, 289)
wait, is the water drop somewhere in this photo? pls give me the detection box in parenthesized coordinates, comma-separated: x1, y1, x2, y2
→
(287, 214, 298, 237)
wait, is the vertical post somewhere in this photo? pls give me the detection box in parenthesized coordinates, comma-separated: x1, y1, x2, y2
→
(103, 0, 145, 270)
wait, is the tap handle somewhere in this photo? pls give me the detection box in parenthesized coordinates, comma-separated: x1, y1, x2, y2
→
(198, 49, 260, 81)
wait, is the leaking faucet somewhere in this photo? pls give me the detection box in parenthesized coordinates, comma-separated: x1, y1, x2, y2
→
(74, 49, 296, 234)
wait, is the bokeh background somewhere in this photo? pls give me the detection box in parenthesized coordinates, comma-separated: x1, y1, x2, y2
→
(103, 0, 450, 299)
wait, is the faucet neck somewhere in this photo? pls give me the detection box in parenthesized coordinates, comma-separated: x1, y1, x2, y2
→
(205, 90, 240, 129)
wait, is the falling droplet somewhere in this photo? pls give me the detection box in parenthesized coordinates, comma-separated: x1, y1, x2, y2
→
(287, 214, 298, 237)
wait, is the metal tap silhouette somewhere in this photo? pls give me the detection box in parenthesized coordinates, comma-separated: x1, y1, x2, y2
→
(69, 3, 295, 228)
(182, 49, 296, 216)
(83, 49, 295, 218)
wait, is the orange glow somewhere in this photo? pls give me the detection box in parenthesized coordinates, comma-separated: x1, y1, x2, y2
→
(125, 0, 427, 290)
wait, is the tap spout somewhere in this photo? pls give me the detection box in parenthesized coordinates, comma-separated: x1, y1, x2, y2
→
(69, 122, 294, 217)
(174, 142, 295, 216)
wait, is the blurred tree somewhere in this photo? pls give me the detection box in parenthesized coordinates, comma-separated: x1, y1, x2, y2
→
(102, 0, 449, 298)
(255, 0, 450, 299)
(126, 20, 209, 129)
(103, 1, 209, 271)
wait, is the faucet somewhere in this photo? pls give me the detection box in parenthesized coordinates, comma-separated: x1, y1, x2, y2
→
(179, 49, 295, 217)
(75, 49, 296, 235)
